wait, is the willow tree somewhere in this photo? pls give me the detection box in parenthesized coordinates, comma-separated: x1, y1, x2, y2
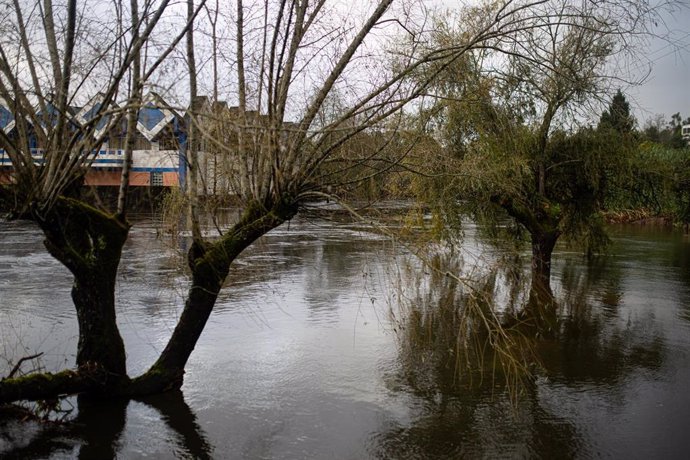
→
(0, 0, 651, 404)
(419, 2, 654, 303)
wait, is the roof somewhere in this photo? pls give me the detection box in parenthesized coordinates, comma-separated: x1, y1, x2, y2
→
(137, 93, 181, 141)
(0, 102, 15, 133)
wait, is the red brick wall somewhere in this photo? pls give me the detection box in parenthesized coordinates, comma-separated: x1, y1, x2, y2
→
(129, 172, 150, 186)
(5, 170, 179, 187)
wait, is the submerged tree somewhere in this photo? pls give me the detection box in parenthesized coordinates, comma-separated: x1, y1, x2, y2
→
(0, 0, 191, 390)
(420, 4, 648, 303)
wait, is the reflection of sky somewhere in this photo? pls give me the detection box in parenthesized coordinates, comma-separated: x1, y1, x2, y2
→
(164, 218, 399, 459)
(0, 221, 76, 374)
(3, 215, 690, 458)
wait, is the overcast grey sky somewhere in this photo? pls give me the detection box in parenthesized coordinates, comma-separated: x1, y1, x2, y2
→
(628, 4, 690, 123)
(429, 0, 689, 124)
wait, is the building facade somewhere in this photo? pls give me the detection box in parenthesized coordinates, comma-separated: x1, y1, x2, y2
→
(0, 93, 187, 188)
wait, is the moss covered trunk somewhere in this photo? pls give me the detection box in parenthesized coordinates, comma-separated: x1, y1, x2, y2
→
(1, 198, 297, 403)
(69, 267, 127, 376)
(131, 200, 298, 395)
(34, 198, 129, 378)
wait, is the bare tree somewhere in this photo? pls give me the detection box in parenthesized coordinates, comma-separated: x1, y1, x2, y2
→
(0, 0, 183, 381)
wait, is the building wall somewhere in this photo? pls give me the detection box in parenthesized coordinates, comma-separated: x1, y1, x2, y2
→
(84, 170, 122, 186)
(2, 148, 182, 187)
(162, 172, 178, 186)
(1, 93, 191, 188)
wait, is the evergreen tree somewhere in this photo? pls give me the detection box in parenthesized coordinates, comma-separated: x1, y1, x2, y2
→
(599, 89, 635, 134)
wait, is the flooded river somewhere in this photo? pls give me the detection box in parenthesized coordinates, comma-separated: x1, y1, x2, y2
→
(1, 214, 689, 458)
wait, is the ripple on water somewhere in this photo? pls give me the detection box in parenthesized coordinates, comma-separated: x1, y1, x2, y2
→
(2, 217, 690, 458)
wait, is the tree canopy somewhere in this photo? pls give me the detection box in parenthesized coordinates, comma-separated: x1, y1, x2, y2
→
(416, 9, 641, 301)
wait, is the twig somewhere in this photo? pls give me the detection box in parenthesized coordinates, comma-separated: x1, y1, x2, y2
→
(6, 353, 44, 379)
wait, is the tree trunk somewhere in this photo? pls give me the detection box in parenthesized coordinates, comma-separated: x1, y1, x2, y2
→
(69, 268, 127, 377)
(0, 369, 97, 403)
(1, 199, 297, 403)
(530, 230, 559, 304)
(34, 197, 129, 379)
(131, 199, 298, 395)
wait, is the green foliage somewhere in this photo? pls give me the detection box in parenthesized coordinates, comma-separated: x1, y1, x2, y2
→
(407, 13, 632, 262)
(641, 112, 690, 149)
(607, 142, 690, 226)
(313, 124, 444, 202)
(608, 105, 690, 226)
(598, 89, 635, 134)
(420, 97, 627, 256)
(545, 128, 617, 248)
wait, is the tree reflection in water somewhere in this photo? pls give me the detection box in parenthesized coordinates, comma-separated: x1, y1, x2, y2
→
(372, 251, 666, 458)
(0, 391, 211, 459)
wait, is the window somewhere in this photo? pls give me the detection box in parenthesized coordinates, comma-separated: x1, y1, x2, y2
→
(150, 171, 164, 186)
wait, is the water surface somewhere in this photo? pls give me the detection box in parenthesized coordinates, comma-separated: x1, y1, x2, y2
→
(1, 216, 689, 459)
